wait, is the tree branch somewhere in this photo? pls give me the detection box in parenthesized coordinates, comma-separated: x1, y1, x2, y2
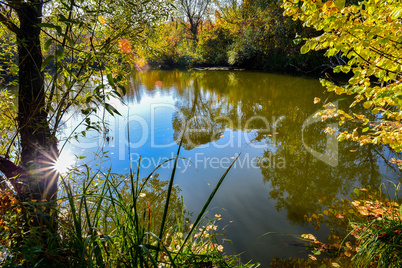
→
(0, 156, 24, 178)
(0, 11, 20, 34)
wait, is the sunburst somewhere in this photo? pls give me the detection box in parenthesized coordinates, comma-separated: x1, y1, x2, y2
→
(52, 150, 75, 175)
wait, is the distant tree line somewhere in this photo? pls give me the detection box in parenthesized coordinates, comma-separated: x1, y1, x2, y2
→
(141, 0, 329, 72)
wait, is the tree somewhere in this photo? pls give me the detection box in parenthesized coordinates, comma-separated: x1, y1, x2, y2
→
(283, 0, 402, 155)
(178, 0, 211, 40)
(0, 0, 168, 245)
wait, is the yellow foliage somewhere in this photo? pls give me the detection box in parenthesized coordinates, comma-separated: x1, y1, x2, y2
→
(283, 0, 402, 153)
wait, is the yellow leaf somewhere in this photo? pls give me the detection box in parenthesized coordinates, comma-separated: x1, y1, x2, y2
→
(314, 97, 321, 104)
(308, 254, 317, 261)
(98, 16, 107, 25)
(335, 86, 344, 95)
(363, 101, 372, 109)
(323, 1, 334, 12)
(302, 233, 317, 240)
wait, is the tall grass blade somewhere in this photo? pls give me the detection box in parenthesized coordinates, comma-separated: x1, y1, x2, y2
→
(139, 245, 158, 268)
(175, 153, 240, 260)
(145, 231, 178, 268)
(156, 135, 185, 261)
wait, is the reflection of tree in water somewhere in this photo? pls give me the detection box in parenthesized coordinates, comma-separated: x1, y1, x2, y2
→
(126, 70, 402, 225)
(259, 106, 402, 225)
(172, 77, 226, 150)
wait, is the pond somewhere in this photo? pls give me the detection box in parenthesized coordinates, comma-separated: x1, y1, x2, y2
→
(60, 70, 402, 266)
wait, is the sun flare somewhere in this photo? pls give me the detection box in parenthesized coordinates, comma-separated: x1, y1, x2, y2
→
(53, 151, 75, 175)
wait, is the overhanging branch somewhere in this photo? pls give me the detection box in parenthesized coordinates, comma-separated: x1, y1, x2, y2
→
(0, 156, 24, 178)
(0, 11, 20, 34)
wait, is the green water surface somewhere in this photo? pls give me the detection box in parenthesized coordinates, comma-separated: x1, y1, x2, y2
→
(63, 70, 401, 266)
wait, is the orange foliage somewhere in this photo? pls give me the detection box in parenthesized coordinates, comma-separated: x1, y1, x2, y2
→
(118, 39, 132, 53)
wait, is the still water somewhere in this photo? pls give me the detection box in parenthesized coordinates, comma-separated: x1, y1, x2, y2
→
(61, 70, 401, 266)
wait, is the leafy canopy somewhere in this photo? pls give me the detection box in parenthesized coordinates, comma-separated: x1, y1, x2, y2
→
(0, 0, 171, 158)
(283, 0, 402, 152)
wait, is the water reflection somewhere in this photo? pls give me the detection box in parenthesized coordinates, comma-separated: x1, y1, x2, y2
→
(128, 70, 401, 224)
(68, 70, 401, 266)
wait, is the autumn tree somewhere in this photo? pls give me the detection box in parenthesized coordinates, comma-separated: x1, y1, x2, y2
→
(178, 0, 212, 40)
(0, 0, 168, 244)
(283, 0, 402, 154)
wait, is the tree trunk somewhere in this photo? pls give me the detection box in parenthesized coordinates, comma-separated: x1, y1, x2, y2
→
(15, 2, 58, 204)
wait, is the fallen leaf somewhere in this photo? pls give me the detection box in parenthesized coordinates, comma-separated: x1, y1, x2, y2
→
(302, 234, 317, 240)
(378, 232, 387, 238)
(308, 254, 317, 261)
(392, 229, 402, 235)
(336, 214, 344, 219)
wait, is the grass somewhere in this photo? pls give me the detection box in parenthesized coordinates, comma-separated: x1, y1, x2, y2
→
(0, 145, 258, 267)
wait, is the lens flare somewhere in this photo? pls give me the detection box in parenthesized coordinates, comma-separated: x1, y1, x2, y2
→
(53, 150, 75, 175)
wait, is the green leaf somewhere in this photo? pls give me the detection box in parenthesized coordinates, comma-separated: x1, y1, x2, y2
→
(334, 0, 345, 10)
(326, 48, 338, 57)
(353, 188, 360, 195)
(300, 43, 311, 54)
(103, 103, 121, 116)
(58, 14, 80, 25)
(293, 38, 302, 45)
(41, 55, 54, 71)
(118, 85, 127, 96)
(372, 107, 381, 114)
(56, 47, 64, 61)
(59, 33, 73, 45)
(105, 67, 115, 88)
(362, 127, 369, 133)
(44, 39, 53, 51)
(37, 23, 62, 35)
(399, 204, 402, 220)
(340, 65, 351, 73)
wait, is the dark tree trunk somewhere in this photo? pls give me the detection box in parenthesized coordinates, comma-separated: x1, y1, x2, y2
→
(188, 17, 198, 41)
(15, 2, 58, 204)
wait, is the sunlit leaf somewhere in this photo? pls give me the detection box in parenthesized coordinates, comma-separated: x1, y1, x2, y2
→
(118, 39, 132, 53)
(98, 16, 107, 25)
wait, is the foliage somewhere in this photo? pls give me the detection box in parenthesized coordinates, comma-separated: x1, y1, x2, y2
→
(0, 0, 173, 171)
(271, 185, 402, 267)
(141, 0, 327, 71)
(146, 21, 197, 68)
(0, 0, 171, 264)
(196, 23, 233, 65)
(283, 0, 402, 153)
(0, 146, 251, 267)
(277, 1, 402, 263)
(0, 28, 17, 86)
(0, 90, 16, 158)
